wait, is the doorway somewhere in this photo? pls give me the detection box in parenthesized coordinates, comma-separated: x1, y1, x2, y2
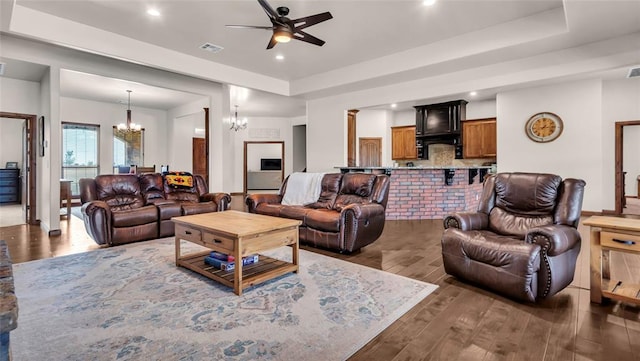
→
(0, 111, 38, 226)
(615, 120, 640, 215)
(244, 141, 285, 195)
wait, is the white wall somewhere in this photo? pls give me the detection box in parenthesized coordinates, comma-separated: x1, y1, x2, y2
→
(60, 97, 169, 174)
(602, 77, 640, 202)
(355, 109, 392, 166)
(497, 79, 603, 212)
(392, 109, 415, 126)
(0, 77, 40, 114)
(467, 99, 497, 119)
(0, 119, 25, 169)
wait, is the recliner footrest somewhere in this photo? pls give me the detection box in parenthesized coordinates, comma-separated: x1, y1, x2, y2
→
(442, 228, 542, 302)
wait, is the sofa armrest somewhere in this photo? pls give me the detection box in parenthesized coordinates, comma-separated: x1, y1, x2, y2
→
(340, 203, 386, 252)
(245, 193, 283, 213)
(525, 224, 580, 256)
(200, 192, 232, 211)
(81, 201, 112, 246)
(443, 212, 488, 231)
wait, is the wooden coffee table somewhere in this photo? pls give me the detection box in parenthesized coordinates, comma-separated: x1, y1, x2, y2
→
(172, 210, 301, 295)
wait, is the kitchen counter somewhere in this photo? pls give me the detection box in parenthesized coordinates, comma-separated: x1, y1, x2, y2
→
(337, 166, 491, 170)
(336, 166, 490, 220)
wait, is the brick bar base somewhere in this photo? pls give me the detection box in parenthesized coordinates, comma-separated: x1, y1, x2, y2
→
(385, 169, 483, 220)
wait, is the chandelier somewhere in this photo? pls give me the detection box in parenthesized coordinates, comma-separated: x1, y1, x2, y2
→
(117, 90, 141, 131)
(230, 105, 247, 131)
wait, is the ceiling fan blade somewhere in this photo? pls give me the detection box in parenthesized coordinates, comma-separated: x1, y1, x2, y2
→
(294, 30, 326, 47)
(292, 12, 333, 31)
(267, 35, 278, 49)
(257, 0, 279, 20)
(226, 25, 273, 30)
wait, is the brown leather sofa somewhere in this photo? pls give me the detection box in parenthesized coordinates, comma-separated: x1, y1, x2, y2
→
(80, 173, 231, 246)
(441, 172, 586, 302)
(246, 172, 390, 253)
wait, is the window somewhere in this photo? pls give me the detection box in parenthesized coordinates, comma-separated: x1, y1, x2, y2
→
(62, 123, 99, 196)
(113, 127, 144, 172)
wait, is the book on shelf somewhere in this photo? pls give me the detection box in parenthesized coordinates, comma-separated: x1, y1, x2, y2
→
(209, 251, 234, 262)
(204, 254, 259, 271)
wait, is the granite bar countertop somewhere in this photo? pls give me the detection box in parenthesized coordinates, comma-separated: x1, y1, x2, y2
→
(336, 166, 492, 170)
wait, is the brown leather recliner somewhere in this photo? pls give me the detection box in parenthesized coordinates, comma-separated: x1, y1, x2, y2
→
(441, 172, 586, 302)
(246, 173, 390, 253)
(80, 173, 231, 246)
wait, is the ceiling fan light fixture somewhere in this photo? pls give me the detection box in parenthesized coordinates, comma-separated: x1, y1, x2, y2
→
(274, 27, 293, 43)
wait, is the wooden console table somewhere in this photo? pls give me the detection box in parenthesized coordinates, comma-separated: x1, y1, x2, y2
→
(584, 216, 640, 305)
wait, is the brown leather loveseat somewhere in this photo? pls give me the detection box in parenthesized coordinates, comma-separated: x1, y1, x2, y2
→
(80, 173, 231, 246)
(246, 172, 390, 253)
(441, 172, 586, 302)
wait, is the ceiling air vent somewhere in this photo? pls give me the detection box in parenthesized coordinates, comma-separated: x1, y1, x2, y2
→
(0, 63, 5, 76)
(200, 43, 224, 53)
(627, 66, 640, 78)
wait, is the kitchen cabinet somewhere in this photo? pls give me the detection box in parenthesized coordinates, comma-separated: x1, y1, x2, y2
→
(415, 100, 467, 137)
(462, 118, 497, 158)
(391, 126, 417, 160)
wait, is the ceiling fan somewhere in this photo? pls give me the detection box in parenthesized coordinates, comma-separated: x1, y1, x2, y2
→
(225, 0, 333, 49)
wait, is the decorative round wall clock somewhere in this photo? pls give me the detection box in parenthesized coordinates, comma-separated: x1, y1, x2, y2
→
(524, 112, 564, 143)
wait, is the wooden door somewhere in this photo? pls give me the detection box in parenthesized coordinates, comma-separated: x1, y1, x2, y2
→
(359, 137, 382, 167)
(192, 137, 207, 182)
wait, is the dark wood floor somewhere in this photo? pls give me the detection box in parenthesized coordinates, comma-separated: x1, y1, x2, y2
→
(1, 196, 639, 361)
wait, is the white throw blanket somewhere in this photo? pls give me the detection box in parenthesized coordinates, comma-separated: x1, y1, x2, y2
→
(281, 172, 326, 206)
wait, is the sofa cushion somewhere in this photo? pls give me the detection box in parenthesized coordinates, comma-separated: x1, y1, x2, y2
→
(254, 203, 284, 218)
(280, 206, 312, 224)
(494, 173, 561, 215)
(334, 173, 376, 210)
(95, 174, 145, 211)
(112, 205, 158, 227)
(139, 173, 165, 203)
(307, 173, 343, 209)
(181, 202, 218, 216)
(305, 209, 340, 232)
(489, 207, 553, 239)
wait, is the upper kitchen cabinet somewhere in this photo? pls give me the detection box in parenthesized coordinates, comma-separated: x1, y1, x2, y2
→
(415, 100, 467, 137)
(462, 118, 497, 158)
(391, 126, 417, 160)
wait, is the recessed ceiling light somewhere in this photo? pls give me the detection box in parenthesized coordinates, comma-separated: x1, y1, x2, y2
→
(470, 91, 477, 96)
(423, 0, 436, 6)
(275, 54, 285, 60)
(147, 8, 161, 17)
(391, 103, 397, 108)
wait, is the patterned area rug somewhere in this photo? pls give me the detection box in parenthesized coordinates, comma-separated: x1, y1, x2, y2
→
(11, 238, 437, 360)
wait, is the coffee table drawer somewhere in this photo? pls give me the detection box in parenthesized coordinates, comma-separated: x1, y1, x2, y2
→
(202, 232, 235, 253)
(601, 231, 640, 252)
(175, 225, 202, 243)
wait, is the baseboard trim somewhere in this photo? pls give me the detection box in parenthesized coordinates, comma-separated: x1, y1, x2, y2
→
(581, 211, 603, 217)
(48, 229, 62, 236)
(230, 192, 245, 196)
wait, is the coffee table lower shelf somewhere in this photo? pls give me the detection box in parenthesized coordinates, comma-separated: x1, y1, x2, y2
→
(177, 250, 298, 292)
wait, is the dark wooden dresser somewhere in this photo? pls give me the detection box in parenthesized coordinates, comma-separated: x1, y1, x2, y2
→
(0, 169, 20, 204)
